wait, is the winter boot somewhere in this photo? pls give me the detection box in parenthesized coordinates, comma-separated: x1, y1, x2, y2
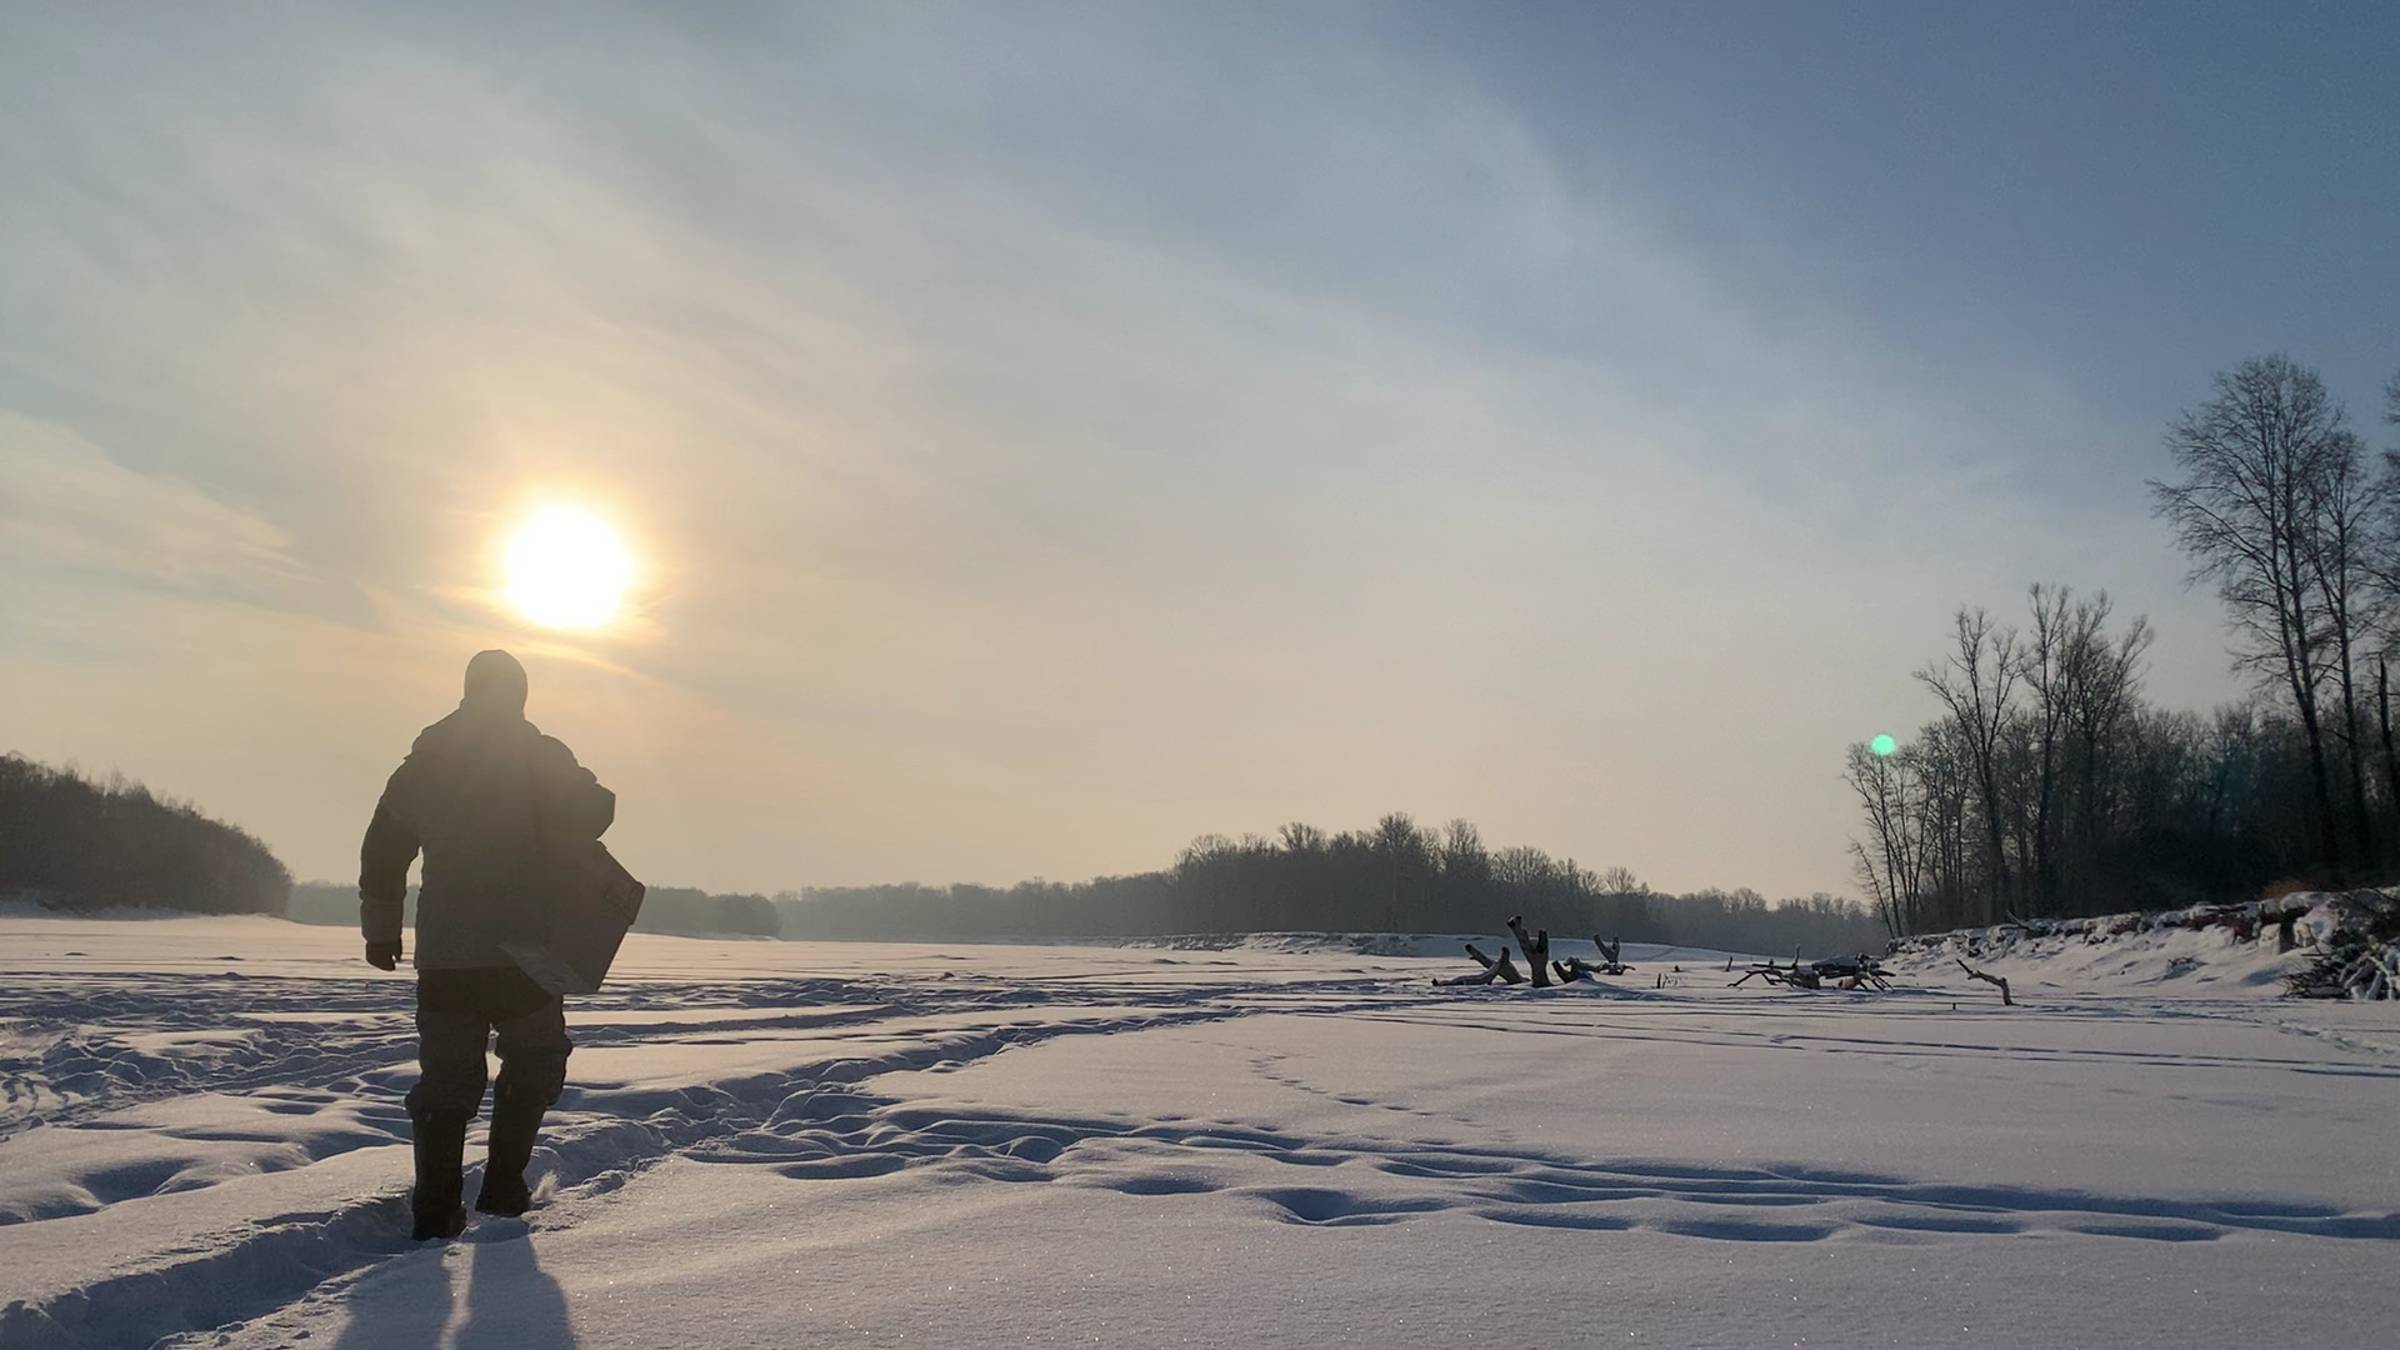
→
(475, 1089, 544, 1218)
(410, 1113, 470, 1241)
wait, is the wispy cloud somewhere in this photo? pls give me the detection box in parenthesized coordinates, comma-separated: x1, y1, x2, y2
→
(1, 4, 2294, 894)
(2, 412, 301, 598)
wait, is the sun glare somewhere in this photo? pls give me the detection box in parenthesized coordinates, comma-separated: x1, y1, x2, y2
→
(505, 506, 633, 630)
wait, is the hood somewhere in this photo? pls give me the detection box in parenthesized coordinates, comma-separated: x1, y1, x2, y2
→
(461, 649, 529, 720)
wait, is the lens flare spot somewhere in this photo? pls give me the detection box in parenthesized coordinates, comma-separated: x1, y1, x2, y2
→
(1869, 733, 1898, 758)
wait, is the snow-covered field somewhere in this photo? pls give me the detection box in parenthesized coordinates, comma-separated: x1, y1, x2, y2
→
(4, 912, 2398, 1349)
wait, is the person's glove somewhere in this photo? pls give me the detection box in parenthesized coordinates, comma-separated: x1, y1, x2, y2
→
(365, 939, 402, 971)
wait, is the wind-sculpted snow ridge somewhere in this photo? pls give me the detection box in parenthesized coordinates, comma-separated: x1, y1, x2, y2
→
(4, 913, 2398, 1349)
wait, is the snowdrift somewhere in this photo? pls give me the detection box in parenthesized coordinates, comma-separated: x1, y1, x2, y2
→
(1887, 890, 2399, 999)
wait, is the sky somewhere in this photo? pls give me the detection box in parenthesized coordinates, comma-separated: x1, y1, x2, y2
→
(4, 1, 2396, 900)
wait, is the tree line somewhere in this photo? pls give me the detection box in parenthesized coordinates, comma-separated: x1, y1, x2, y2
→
(0, 754, 291, 914)
(784, 813, 1887, 956)
(2, 753, 1885, 955)
(283, 814, 1887, 957)
(1849, 357, 2400, 935)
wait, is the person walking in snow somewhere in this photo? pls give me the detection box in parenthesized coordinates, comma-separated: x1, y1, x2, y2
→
(360, 649, 617, 1240)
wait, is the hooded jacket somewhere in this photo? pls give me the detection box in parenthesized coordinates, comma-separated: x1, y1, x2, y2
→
(359, 652, 616, 970)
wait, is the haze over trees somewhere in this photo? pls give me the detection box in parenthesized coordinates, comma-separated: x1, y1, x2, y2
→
(784, 813, 1886, 956)
(1849, 358, 2400, 935)
(284, 813, 1886, 954)
(0, 754, 291, 914)
(632, 886, 780, 937)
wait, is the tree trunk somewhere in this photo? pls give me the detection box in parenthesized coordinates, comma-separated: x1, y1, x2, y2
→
(2281, 533, 2342, 878)
(1506, 917, 1551, 988)
(1978, 762, 2009, 924)
(2335, 626, 2374, 866)
(2295, 679, 2342, 878)
(2382, 659, 2400, 868)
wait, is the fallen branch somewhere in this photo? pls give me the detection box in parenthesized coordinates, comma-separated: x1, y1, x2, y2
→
(1433, 943, 1524, 987)
(1733, 960, 1816, 990)
(1955, 958, 2013, 1006)
(1554, 935, 1632, 983)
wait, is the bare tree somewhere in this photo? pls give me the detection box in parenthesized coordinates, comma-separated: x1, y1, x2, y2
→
(2299, 428, 2383, 862)
(1845, 741, 1923, 937)
(1916, 721, 1976, 920)
(1491, 845, 1553, 890)
(1277, 822, 1327, 854)
(1595, 865, 1646, 896)
(2059, 593, 2151, 898)
(1917, 608, 2020, 923)
(2373, 373, 2400, 851)
(1440, 818, 1491, 887)
(2019, 584, 2079, 910)
(1371, 812, 1433, 930)
(2150, 355, 2349, 875)
(1868, 589, 2165, 925)
(2378, 659, 2400, 846)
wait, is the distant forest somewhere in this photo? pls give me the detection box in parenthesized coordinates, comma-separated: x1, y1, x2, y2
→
(290, 815, 1884, 957)
(1850, 357, 2400, 934)
(783, 815, 1888, 956)
(0, 754, 290, 914)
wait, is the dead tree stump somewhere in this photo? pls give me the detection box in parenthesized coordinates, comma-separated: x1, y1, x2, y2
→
(1505, 918, 1552, 988)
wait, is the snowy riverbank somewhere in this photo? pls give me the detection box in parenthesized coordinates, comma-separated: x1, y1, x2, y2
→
(3, 909, 2397, 1348)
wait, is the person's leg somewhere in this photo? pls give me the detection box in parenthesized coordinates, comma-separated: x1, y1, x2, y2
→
(405, 976, 492, 1240)
(482, 976, 571, 1217)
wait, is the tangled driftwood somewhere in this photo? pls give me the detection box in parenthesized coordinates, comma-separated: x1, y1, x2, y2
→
(1431, 923, 1635, 989)
(2290, 940, 2400, 1000)
(1555, 937, 1632, 983)
(2286, 901, 2400, 1000)
(1732, 954, 1893, 992)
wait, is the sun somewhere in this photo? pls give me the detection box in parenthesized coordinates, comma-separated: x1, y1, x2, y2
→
(505, 506, 633, 629)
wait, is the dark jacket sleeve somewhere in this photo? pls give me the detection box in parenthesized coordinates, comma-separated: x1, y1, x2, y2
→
(533, 735, 615, 840)
(359, 761, 421, 945)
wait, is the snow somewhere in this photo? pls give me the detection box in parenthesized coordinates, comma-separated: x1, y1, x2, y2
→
(1886, 901, 2338, 994)
(3, 910, 2398, 1348)
(1118, 930, 1759, 965)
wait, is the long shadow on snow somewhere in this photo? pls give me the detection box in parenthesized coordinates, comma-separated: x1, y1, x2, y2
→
(0, 986, 1295, 1350)
(701, 1085, 2400, 1244)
